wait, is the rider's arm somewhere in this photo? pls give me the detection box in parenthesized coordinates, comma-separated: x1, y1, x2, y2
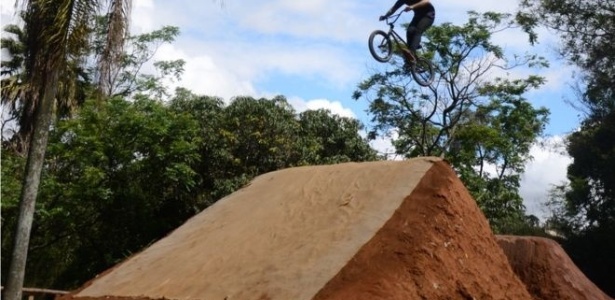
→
(383, 0, 406, 18)
(406, 0, 431, 11)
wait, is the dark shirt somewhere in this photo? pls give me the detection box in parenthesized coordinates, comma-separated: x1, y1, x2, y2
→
(390, 0, 435, 15)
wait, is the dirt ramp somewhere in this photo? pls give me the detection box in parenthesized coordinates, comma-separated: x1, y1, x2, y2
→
(497, 235, 613, 300)
(67, 158, 532, 300)
(313, 160, 531, 300)
(71, 158, 436, 300)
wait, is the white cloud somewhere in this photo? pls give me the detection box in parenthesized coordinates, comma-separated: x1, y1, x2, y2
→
(134, 0, 154, 9)
(520, 136, 572, 220)
(1, 1, 20, 28)
(125, 1, 370, 102)
(131, 0, 155, 33)
(148, 38, 363, 101)
(237, 1, 377, 43)
(305, 99, 356, 118)
(152, 44, 256, 100)
(436, 0, 519, 15)
(537, 63, 578, 92)
(369, 134, 403, 160)
(289, 97, 356, 119)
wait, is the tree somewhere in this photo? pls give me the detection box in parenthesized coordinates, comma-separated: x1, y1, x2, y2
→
(1, 23, 30, 151)
(168, 88, 231, 204)
(3, 0, 130, 298)
(93, 24, 184, 98)
(2, 91, 379, 289)
(297, 109, 377, 164)
(96, 0, 131, 97)
(517, 1, 614, 295)
(2, 94, 203, 289)
(354, 12, 549, 231)
(220, 96, 301, 177)
(518, 0, 614, 118)
(51, 96, 201, 286)
(1, 21, 88, 154)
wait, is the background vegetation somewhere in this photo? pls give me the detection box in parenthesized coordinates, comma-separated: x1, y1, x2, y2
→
(1, 0, 612, 297)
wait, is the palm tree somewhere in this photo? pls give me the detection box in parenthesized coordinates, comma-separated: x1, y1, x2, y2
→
(97, 0, 131, 97)
(2, 1, 131, 299)
(1, 23, 31, 152)
(1, 21, 88, 154)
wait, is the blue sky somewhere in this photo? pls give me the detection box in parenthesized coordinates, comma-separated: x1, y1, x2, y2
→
(123, 0, 580, 134)
(0, 0, 577, 219)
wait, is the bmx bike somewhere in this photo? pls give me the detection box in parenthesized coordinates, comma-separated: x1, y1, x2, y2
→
(368, 13, 435, 87)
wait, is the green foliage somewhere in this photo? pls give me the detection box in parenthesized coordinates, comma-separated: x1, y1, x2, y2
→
(168, 88, 232, 203)
(518, 0, 614, 117)
(92, 23, 185, 98)
(3, 1, 107, 298)
(518, 0, 615, 231)
(565, 111, 615, 227)
(3, 95, 203, 288)
(355, 11, 549, 229)
(297, 109, 377, 164)
(519, 1, 615, 296)
(1, 19, 89, 150)
(1, 13, 377, 290)
(221, 96, 300, 175)
(1, 24, 26, 76)
(1, 92, 377, 289)
(0, 151, 26, 264)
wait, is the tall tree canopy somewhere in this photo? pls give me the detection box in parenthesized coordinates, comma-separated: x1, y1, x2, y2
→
(2, 8, 376, 289)
(1, 1, 132, 298)
(518, 1, 615, 295)
(355, 11, 549, 232)
(1, 92, 377, 289)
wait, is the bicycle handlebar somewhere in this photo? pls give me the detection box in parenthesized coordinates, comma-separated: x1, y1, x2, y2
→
(383, 13, 403, 25)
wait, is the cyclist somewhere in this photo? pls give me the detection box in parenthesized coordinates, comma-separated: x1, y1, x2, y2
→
(379, 0, 435, 58)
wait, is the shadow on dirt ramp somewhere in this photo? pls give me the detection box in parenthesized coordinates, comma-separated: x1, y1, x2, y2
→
(57, 158, 601, 300)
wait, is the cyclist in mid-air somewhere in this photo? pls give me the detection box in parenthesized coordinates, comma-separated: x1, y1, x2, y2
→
(379, 0, 435, 58)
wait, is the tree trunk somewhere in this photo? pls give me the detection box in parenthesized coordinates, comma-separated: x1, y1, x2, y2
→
(3, 69, 59, 300)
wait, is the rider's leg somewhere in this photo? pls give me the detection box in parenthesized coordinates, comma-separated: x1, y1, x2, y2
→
(406, 11, 435, 53)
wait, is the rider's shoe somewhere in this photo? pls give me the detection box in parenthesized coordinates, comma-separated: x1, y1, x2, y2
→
(401, 48, 415, 63)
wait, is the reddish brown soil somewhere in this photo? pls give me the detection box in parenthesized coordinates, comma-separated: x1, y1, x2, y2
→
(313, 160, 532, 300)
(58, 159, 606, 300)
(497, 235, 613, 300)
(59, 158, 532, 300)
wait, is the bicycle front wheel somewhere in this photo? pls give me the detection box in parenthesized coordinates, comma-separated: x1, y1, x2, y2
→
(368, 30, 392, 63)
(411, 57, 435, 87)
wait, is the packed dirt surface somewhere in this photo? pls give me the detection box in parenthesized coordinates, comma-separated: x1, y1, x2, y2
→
(62, 157, 602, 300)
(64, 157, 532, 300)
(497, 235, 613, 300)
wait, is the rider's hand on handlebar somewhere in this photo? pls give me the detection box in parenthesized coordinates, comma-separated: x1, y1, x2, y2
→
(379, 15, 387, 21)
(404, 6, 413, 12)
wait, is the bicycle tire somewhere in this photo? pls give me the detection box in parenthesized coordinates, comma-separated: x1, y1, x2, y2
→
(411, 57, 435, 87)
(368, 30, 393, 63)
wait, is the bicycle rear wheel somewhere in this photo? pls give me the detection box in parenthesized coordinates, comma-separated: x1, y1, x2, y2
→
(368, 30, 392, 63)
(411, 57, 435, 87)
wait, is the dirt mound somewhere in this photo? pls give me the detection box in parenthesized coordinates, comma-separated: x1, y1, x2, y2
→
(312, 159, 530, 300)
(64, 158, 531, 300)
(497, 235, 613, 300)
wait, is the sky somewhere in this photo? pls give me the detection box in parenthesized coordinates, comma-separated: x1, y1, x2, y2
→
(0, 0, 579, 220)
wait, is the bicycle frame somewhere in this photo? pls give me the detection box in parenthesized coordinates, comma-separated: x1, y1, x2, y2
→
(369, 12, 436, 86)
(384, 13, 418, 61)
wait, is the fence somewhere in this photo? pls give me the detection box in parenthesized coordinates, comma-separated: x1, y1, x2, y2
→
(1, 287, 69, 300)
